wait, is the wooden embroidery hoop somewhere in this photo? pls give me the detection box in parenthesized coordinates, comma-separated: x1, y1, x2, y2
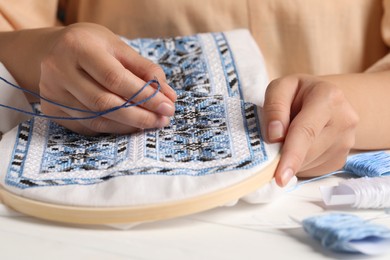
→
(0, 156, 279, 225)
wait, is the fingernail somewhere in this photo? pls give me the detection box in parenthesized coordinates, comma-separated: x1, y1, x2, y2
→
(268, 120, 284, 141)
(157, 102, 175, 116)
(281, 168, 294, 187)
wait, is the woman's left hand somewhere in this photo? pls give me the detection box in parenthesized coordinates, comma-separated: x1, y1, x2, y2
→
(262, 74, 359, 187)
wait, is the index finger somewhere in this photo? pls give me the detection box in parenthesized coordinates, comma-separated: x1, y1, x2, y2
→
(115, 42, 177, 103)
(78, 42, 176, 117)
(274, 90, 331, 187)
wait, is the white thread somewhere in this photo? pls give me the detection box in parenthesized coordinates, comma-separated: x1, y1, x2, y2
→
(340, 176, 390, 209)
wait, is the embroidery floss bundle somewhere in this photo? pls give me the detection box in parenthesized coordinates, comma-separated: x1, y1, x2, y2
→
(302, 213, 390, 255)
(320, 152, 390, 208)
(345, 177, 390, 208)
(321, 176, 390, 209)
(344, 151, 390, 177)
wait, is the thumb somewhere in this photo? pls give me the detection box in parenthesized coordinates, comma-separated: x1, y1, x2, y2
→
(261, 76, 299, 143)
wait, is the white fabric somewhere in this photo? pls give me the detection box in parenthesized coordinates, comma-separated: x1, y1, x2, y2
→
(224, 30, 269, 106)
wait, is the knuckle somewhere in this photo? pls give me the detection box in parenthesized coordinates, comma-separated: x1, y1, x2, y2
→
(312, 82, 345, 106)
(58, 26, 87, 52)
(338, 104, 359, 131)
(263, 99, 289, 114)
(343, 118, 358, 133)
(91, 93, 115, 112)
(61, 27, 80, 44)
(347, 110, 360, 128)
(148, 62, 163, 74)
(291, 123, 317, 143)
(145, 62, 165, 80)
(103, 68, 125, 91)
(266, 78, 284, 91)
(327, 86, 345, 106)
(268, 76, 292, 87)
(46, 26, 89, 61)
(267, 73, 306, 90)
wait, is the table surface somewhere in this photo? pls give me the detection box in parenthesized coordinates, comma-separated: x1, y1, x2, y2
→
(0, 174, 389, 260)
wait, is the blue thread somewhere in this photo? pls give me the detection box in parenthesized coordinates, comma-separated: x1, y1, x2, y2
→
(286, 170, 345, 192)
(303, 213, 390, 254)
(0, 76, 160, 120)
(287, 151, 390, 192)
(343, 151, 390, 177)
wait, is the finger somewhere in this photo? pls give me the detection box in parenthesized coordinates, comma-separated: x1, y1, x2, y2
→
(296, 98, 357, 172)
(39, 108, 99, 135)
(115, 44, 177, 102)
(48, 100, 169, 134)
(42, 84, 171, 131)
(296, 150, 349, 178)
(77, 45, 175, 117)
(295, 125, 336, 170)
(61, 68, 171, 129)
(274, 89, 332, 187)
(299, 130, 354, 173)
(262, 76, 300, 143)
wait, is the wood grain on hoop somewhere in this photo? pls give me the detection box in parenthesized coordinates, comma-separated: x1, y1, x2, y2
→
(0, 156, 279, 225)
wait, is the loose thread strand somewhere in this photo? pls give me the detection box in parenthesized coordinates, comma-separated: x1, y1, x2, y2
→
(0, 76, 160, 120)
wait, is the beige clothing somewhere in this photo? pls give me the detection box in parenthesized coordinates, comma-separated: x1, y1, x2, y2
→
(1, 0, 390, 79)
(0, 0, 58, 30)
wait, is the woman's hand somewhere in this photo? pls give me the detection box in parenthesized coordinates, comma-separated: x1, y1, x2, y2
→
(38, 23, 176, 135)
(262, 74, 359, 187)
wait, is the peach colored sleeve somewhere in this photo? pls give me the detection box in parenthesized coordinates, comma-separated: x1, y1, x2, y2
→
(0, 0, 58, 31)
(366, 0, 390, 72)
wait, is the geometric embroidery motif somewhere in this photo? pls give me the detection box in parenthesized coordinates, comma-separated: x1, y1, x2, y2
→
(5, 32, 268, 189)
(130, 35, 212, 94)
(154, 91, 230, 163)
(41, 124, 129, 172)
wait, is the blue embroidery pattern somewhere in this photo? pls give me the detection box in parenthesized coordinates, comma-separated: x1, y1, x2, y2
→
(6, 118, 34, 185)
(129, 35, 211, 94)
(158, 91, 230, 163)
(5, 32, 268, 189)
(41, 124, 129, 172)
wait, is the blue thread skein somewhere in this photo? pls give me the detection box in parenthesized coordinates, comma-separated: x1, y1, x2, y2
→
(302, 213, 390, 254)
(344, 151, 390, 177)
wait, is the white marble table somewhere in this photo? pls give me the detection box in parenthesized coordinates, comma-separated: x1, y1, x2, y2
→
(0, 175, 389, 260)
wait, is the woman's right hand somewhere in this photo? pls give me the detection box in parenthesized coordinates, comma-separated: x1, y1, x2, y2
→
(37, 23, 177, 135)
(0, 23, 177, 135)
